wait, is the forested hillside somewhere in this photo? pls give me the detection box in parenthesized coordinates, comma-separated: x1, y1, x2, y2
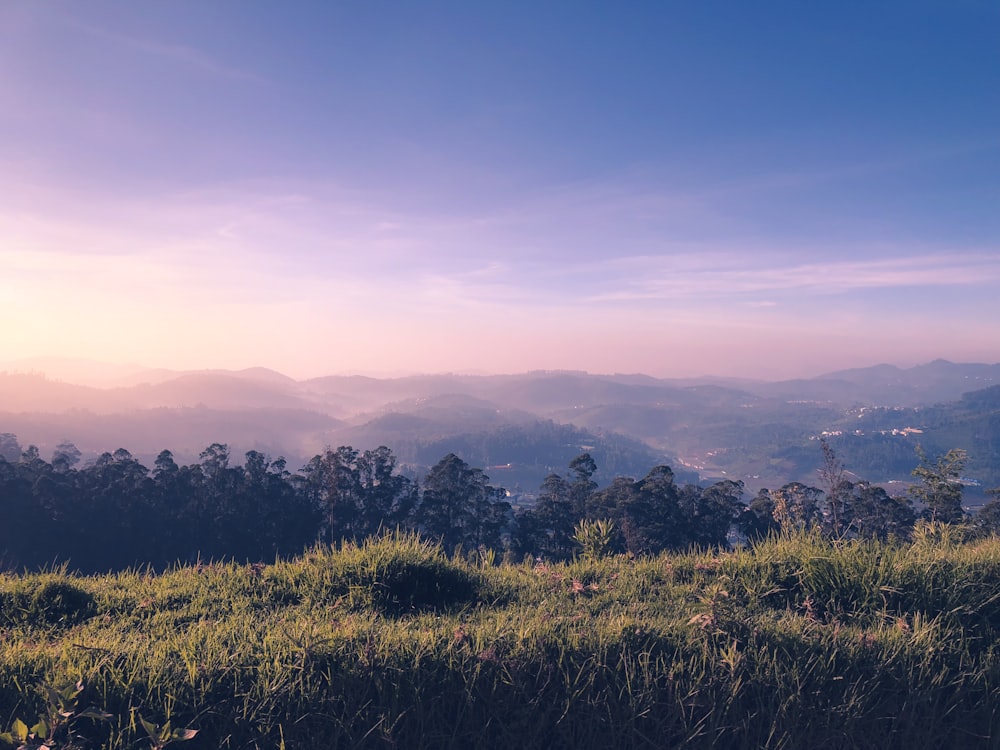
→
(3, 361, 998, 497)
(1, 430, 994, 574)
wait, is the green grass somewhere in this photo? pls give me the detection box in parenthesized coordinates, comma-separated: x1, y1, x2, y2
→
(1, 530, 999, 749)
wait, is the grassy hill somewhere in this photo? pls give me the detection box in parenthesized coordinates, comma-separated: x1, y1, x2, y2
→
(2, 530, 999, 749)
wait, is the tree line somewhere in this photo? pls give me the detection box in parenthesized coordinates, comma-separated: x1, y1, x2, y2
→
(0, 432, 994, 572)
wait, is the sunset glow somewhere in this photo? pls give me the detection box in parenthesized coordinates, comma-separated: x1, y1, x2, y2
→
(2, 2, 998, 380)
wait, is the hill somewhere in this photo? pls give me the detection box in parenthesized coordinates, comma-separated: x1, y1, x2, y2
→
(1, 360, 997, 493)
(1, 533, 998, 748)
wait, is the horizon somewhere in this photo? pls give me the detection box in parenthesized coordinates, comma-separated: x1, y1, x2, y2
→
(1, 353, 998, 389)
(2, 3, 998, 379)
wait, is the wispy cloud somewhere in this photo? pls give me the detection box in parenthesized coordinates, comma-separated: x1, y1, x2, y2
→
(394, 247, 1000, 312)
(67, 18, 266, 84)
(581, 251, 1000, 303)
(3, 170, 997, 326)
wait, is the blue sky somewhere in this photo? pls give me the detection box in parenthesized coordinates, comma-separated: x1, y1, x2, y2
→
(1, 1, 998, 379)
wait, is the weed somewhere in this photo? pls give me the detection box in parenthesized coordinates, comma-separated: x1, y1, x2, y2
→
(136, 715, 197, 750)
(573, 519, 617, 561)
(0, 680, 110, 750)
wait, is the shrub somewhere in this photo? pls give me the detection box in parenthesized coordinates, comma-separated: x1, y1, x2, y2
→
(0, 574, 95, 628)
(289, 533, 480, 614)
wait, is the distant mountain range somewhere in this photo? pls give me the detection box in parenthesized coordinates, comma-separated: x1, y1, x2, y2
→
(1, 358, 997, 496)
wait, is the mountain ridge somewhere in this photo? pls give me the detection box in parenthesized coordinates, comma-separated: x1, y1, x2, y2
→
(2, 358, 998, 496)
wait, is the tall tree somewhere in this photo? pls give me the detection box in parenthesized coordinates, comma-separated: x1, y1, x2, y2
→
(626, 465, 686, 554)
(514, 454, 597, 560)
(518, 472, 575, 559)
(588, 465, 686, 556)
(690, 479, 744, 547)
(737, 489, 781, 541)
(910, 447, 967, 523)
(0, 433, 21, 463)
(51, 441, 82, 472)
(74, 449, 152, 569)
(0, 450, 45, 569)
(300, 447, 363, 543)
(236, 451, 317, 560)
(846, 481, 915, 541)
(417, 454, 508, 553)
(818, 438, 851, 536)
(568, 453, 598, 518)
(770, 482, 823, 531)
(356, 446, 417, 537)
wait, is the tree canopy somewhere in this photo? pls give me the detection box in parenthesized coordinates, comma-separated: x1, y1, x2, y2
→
(0, 436, 979, 573)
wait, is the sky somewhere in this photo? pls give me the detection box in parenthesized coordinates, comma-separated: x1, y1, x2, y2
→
(1, 1, 998, 381)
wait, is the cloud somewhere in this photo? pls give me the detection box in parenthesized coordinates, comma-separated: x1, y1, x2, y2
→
(3, 168, 997, 340)
(582, 251, 1000, 303)
(391, 246, 1000, 316)
(66, 17, 265, 84)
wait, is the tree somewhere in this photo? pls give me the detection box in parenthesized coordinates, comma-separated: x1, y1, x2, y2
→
(356, 446, 418, 537)
(568, 453, 598, 517)
(585, 475, 637, 553)
(737, 489, 781, 541)
(513, 454, 597, 561)
(629, 465, 687, 554)
(515, 473, 575, 560)
(417, 454, 509, 554)
(74, 449, 153, 569)
(0, 433, 21, 463)
(974, 486, 1000, 536)
(976, 501, 1000, 535)
(20, 445, 41, 465)
(199, 443, 231, 480)
(770, 482, 822, 531)
(0, 448, 45, 569)
(589, 465, 688, 556)
(153, 449, 179, 478)
(150, 449, 188, 564)
(818, 439, 851, 536)
(235, 451, 317, 560)
(910, 447, 967, 523)
(846, 481, 915, 541)
(300, 447, 363, 543)
(690, 479, 744, 547)
(51, 441, 82, 473)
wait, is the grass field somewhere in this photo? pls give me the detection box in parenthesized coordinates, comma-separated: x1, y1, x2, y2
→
(2, 528, 999, 749)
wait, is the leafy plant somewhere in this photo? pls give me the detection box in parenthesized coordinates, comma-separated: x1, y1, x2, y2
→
(137, 716, 198, 750)
(573, 518, 616, 560)
(0, 680, 110, 750)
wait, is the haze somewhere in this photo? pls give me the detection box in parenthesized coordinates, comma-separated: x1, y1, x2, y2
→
(2, 2, 998, 381)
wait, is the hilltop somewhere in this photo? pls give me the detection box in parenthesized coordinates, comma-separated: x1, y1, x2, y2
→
(1, 358, 998, 493)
